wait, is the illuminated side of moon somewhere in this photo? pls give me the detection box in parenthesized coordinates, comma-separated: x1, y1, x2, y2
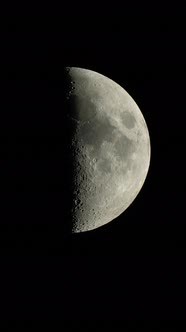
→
(65, 67, 151, 233)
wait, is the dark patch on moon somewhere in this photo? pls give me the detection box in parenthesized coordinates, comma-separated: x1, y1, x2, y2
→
(121, 111, 136, 129)
(98, 158, 112, 173)
(79, 116, 116, 151)
(114, 135, 135, 160)
(67, 94, 97, 122)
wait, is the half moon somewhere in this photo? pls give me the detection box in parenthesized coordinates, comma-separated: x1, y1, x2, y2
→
(64, 67, 151, 233)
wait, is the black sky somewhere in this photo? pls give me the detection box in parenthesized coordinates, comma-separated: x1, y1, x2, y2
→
(0, 3, 185, 325)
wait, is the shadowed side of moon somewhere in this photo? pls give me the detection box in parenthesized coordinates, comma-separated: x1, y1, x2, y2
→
(64, 67, 151, 233)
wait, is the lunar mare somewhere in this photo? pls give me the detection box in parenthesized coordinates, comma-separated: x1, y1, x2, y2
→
(65, 67, 151, 233)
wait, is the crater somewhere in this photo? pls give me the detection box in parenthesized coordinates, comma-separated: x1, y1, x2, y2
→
(121, 110, 136, 129)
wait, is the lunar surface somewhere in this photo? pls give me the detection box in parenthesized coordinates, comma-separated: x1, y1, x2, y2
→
(64, 67, 151, 233)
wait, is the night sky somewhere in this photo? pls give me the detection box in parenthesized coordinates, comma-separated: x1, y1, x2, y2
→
(0, 3, 185, 326)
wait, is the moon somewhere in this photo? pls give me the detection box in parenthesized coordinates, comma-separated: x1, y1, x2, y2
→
(64, 67, 151, 233)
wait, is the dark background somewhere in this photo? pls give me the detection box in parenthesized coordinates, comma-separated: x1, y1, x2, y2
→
(0, 3, 185, 326)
